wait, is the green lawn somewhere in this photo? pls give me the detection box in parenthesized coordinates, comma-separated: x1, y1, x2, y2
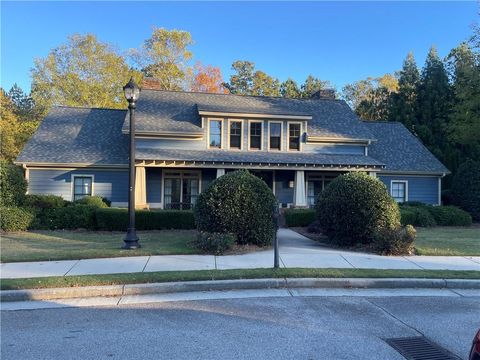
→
(0, 230, 199, 262)
(415, 226, 480, 256)
(2, 268, 479, 291)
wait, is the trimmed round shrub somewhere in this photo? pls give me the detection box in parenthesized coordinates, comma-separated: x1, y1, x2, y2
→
(194, 170, 278, 246)
(0, 161, 27, 207)
(24, 194, 66, 209)
(74, 195, 109, 208)
(0, 206, 34, 231)
(428, 205, 472, 226)
(452, 160, 480, 221)
(316, 172, 400, 246)
(373, 225, 416, 255)
(412, 206, 437, 227)
(188, 232, 235, 255)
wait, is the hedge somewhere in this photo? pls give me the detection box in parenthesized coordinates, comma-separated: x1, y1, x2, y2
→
(38, 205, 97, 230)
(452, 159, 480, 221)
(74, 196, 109, 208)
(316, 172, 400, 246)
(0, 207, 34, 231)
(24, 194, 66, 209)
(284, 209, 315, 227)
(400, 204, 471, 227)
(96, 208, 195, 231)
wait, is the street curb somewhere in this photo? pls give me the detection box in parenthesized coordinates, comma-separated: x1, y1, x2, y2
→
(1, 277, 479, 303)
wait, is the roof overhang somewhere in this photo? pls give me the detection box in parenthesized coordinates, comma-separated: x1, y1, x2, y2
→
(306, 136, 372, 145)
(121, 130, 204, 139)
(15, 162, 128, 169)
(377, 170, 451, 176)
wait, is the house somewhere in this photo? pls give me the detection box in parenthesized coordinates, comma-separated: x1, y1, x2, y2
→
(15, 83, 449, 209)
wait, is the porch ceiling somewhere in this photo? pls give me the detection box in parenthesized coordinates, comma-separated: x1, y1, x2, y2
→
(135, 148, 385, 170)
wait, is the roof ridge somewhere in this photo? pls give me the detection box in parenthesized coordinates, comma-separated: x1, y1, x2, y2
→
(53, 105, 127, 111)
(141, 88, 343, 102)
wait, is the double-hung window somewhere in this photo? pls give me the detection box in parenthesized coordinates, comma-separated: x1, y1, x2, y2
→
(164, 171, 200, 210)
(269, 122, 282, 150)
(391, 181, 407, 203)
(249, 122, 262, 150)
(73, 176, 93, 201)
(209, 120, 222, 148)
(288, 123, 301, 151)
(229, 121, 242, 149)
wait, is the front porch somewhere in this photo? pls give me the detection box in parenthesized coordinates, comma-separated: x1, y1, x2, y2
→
(134, 167, 346, 210)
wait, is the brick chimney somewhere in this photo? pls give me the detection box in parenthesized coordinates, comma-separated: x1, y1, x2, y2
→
(310, 89, 336, 100)
(141, 77, 163, 90)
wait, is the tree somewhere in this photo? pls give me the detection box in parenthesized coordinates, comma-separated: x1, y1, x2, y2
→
(342, 74, 398, 120)
(445, 42, 480, 173)
(7, 84, 37, 121)
(224, 60, 255, 95)
(300, 75, 331, 98)
(388, 52, 420, 131)
(131, 27, 193, 91)
(280, 78, 301, 98)
(191, 62, 228, 93)
(31, 33, 136, 110)
(0, 90, 38, 162)
(416, 46, 452, 160)
(251, 71, 280, 96)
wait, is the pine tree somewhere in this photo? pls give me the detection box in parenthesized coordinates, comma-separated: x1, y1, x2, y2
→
(280, 78, 301, 98)
(416, 46, 452, 160)
(389, 52, 420, 131)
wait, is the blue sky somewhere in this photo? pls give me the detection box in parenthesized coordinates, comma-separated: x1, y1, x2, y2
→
(1, 1, 477, 93)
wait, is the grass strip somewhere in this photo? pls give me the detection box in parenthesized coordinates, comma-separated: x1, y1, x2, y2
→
(1, 268, 479, 291)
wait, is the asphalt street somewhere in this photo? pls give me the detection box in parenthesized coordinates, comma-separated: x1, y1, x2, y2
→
(1, 294, 479, 360)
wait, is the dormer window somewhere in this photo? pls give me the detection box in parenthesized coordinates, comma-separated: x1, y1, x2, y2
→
(229, 120, 242, 149)
(269, 122, 282, 151)
(288, 123, 301, 151)
(249, 121, 262, 150)
(209, 119, 222, 148)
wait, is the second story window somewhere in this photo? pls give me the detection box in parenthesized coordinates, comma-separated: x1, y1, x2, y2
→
(269, 123, 282, 150)
(249, 122, 262, 150)
(229, 121, 242, 149)
(289, 123, 301, 151)
(209, 120, 222, 148)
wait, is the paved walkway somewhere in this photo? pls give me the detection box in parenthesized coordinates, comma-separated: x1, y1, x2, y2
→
(1, 229, 479, 279)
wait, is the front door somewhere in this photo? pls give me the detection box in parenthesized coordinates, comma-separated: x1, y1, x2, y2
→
(163, 170, 200, 210)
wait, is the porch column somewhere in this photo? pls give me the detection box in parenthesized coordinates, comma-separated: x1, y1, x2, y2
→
(369, 172, 377, 178)
(135, 166, 147, 208)
(216, 168, 225, 178)
(294, 170, 307, 207)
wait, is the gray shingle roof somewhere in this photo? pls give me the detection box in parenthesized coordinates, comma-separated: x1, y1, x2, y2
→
(364, 121, 450, 174)
(136, 148, 384, 168)
(16, 107, 129, 166)
(123, 90, 375, 140)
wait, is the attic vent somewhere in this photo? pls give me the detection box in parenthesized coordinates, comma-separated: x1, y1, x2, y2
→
(385, 336, 460, 360)
(310, 89, 336, 100)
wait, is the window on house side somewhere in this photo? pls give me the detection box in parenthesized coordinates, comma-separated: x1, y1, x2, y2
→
(73, 176, 92, 201)
(209, 120, 222, 148)
(250, 122, 262, 150)
(230, 121, 242, 149)
(391, 181, 407, 203)
(269, 123, 281, 150)
(289, 123, 301, 151)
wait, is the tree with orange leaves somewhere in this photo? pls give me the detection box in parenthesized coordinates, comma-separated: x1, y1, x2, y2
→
(191, 62, 228, 94)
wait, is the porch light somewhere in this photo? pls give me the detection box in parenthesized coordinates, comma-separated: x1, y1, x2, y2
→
(123, 77, 140, 102)
(288, 180, 294, 188)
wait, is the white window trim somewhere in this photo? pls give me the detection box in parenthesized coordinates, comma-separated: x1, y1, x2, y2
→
(248, 120, 264, 151)
(227, 119, 243, 150)
(287, 121, 303, 152)
(390, 180, 408, 203)
(268, 121, 283, 151)
(207, 118, 224, 149)
(71, 174, 94, 202)
(161, 170, 202, 210)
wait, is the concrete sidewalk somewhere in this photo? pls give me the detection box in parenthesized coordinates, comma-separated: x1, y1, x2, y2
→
(1, 229, 479, 279)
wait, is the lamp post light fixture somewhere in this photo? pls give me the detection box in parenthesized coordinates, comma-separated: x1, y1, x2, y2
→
(122, 77, 141, 249)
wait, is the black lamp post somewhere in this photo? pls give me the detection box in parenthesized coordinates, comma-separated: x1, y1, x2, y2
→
(123, 77, 141, 249)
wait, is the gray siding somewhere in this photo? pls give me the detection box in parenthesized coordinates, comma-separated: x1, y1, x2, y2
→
(146, 168, 162, 203)
(136, 138, 205, 151)
(28, 168, 128, 203)
(378, 175, 440, 205)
